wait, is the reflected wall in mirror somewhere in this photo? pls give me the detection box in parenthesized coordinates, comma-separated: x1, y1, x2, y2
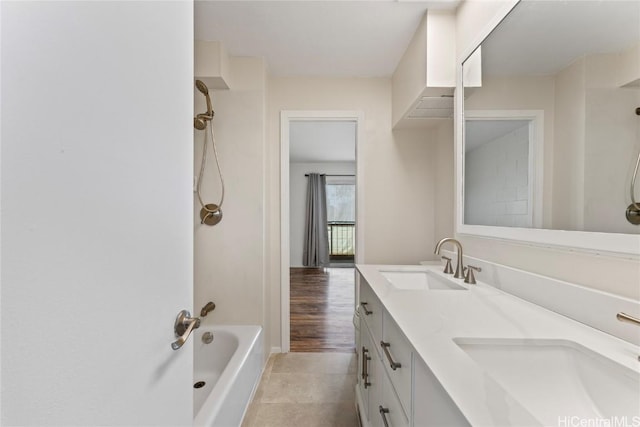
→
(464, 110, 544, 228)
(462, 0, 640, 235)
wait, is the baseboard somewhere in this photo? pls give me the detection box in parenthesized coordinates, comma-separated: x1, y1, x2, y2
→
(270, 346, 282, 354)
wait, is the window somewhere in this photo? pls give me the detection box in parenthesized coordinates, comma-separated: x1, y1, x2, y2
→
(326, 176, 355, 258)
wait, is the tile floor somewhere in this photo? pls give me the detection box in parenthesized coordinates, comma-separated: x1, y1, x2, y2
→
(242, 352, 359, 427)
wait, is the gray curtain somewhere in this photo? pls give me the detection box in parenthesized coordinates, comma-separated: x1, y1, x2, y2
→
(302, 173, 330, 267)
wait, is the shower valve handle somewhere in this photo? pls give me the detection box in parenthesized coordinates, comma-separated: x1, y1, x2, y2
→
(171, 310, 200, 350)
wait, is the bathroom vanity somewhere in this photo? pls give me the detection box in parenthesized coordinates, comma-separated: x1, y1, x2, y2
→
(355, 263, 640, 427)
(355, 1, 640, 423)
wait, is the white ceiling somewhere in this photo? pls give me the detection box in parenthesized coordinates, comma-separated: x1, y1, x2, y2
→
(290, 121, 356, 162)
(479, 0, 640, 77)
(194, 0, 460, 77)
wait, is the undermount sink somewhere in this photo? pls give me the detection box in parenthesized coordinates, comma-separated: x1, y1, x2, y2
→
(454, 338, 640, 424)
(380, 270, 466, 290)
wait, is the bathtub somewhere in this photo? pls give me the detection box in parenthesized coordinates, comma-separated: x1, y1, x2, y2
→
(193, 325, 264, 427)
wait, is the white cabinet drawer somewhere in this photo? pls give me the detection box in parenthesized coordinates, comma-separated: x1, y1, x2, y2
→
(377, 368, 409, 427)
(380, 313, 412, 417)
(359, 280, 382, 344)
(358, 315, 376, 417)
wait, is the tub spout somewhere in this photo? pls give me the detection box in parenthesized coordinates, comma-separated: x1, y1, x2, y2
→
(201, 301, 216, 317)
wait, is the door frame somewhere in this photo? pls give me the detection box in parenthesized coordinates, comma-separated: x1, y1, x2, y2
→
(280, 110, 364, 353)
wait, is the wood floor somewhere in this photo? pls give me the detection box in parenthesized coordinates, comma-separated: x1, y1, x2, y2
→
(290, 268, 355, 353)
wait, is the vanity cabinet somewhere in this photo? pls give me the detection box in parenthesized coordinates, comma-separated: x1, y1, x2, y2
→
(413, 356, 470, 427)
(359, 279, 382, 340)
(358, 313, 408, 427)
(380, 312, 412, 415)
(358, 318, 375, 417)
(357, 278, 467, 427)
(378, 362, 409, 427)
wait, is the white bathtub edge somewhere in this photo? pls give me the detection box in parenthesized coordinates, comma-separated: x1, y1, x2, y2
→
(194, 325, 263, 427)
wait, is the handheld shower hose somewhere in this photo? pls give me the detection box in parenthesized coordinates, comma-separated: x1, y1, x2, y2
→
(194, 80, 224, 226)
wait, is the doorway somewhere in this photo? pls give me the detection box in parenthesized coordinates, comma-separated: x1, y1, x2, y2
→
(280, 111, 364, 353)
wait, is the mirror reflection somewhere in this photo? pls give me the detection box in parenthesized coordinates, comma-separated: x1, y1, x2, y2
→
(465, 118, 536, 228)
(462, 0, 640, 234)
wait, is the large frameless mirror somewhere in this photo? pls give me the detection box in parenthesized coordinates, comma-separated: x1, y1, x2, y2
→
(459, 0, 640, 254)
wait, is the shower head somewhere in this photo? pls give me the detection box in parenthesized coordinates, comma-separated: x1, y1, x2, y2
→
(194, 80, 213, 130)
(194, 116, 207, 130)
(195, 80, 209, 95)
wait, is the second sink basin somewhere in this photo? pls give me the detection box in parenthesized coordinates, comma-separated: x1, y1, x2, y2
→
(380, 270, 466, 290)
(454, 338, 640, 425)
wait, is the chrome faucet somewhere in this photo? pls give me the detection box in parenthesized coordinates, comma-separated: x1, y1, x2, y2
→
(434, 238, 465, 279)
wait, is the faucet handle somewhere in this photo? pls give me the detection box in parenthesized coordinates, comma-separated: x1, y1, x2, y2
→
(441, 256, 454, 275)
(617, 312, 640, 361)
(464, 265, 482, 284)
(171, 310, 201, 350)
(617, 312, 640, 326)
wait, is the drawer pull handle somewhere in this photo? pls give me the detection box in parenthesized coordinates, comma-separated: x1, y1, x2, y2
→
(360, 302, 373, 316)
(361, 346, 371, 388)
(379, 406, 390, 427)
(380, 341, 402, 370)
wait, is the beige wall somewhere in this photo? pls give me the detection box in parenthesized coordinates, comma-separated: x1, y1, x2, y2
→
(617, 42, 640, 88)
(434, 120, 456, 243)
(194, 57, 268, 337)
(456, 0, 640, 301)
(267, 77, 451, 349)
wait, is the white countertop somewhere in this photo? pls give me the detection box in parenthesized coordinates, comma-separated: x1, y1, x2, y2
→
(356, 263, 640, 426)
